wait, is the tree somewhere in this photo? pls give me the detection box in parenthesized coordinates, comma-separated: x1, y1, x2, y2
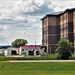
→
(11, 38, 28, 47)
(56, 39, 73, 60)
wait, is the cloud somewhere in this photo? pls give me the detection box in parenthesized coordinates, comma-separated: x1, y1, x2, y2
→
(49, 0, 75, 12)
(16, 31, 26, 34)
(0, 25, 10, 32)
(0, 35, 6, 41)
(21, 0, 53, 16)
(0, 0, 75, 45)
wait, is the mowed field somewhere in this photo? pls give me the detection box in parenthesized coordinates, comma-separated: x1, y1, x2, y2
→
(0, 62, 75, 75)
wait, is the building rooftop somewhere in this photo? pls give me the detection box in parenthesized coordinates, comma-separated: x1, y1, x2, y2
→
(0, 45, 11, 49)
(41, 8, 75, 20)
(20, 45, 40, 49)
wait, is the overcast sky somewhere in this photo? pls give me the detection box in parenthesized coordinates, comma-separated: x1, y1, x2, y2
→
(0, 0, 75, 45)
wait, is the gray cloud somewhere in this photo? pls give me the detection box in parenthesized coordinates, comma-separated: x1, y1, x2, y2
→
(14, 24, 32, 27)
(21, 1, 53, 16)
(0, 35, 7, 41)
(0, 18, 32, 27)
(0, 19, 15, 25)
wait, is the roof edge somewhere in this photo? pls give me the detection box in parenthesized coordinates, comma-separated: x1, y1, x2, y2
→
(41, 8, 75, 20)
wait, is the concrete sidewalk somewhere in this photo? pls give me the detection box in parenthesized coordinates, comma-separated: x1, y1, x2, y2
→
(9, 60, 75, 62)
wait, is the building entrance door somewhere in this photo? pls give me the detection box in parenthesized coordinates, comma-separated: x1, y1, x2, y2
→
(36, 51, 39, 55)
(29, 51, 34, 56)
(11, 50, 17, 55)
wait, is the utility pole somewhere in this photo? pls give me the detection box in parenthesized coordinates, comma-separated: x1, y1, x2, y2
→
(35, 41, 36, 49)
(34, 41, 36, 56)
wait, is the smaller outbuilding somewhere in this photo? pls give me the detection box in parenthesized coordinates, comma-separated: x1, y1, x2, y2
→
(4, 47, 19, 56)
(0, 45, 11, 56)
(19, 45, 45, 56)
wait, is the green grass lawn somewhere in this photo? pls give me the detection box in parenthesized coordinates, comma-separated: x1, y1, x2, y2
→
(0, 54, 75, 61)
(0, 54, 57, 61)
(0, 62, 75, 75)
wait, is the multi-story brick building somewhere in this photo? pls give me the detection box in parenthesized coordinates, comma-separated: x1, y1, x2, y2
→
(41, 8, 75, 54)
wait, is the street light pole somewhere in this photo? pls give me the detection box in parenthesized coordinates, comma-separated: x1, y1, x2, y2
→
(35, 41, 36, 49)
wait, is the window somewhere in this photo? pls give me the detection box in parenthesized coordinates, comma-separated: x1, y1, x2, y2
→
(29, 51, 34, 56)
(36, 51, 39, 55)
(22, 49, 24, 51)
(33, 49, 35, 51)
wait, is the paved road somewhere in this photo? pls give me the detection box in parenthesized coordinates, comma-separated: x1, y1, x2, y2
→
(9, 60, 75, 62)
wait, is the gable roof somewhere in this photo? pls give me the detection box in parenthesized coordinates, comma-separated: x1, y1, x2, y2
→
(20, 45, 40, 49)
(16, 48, 20, 50)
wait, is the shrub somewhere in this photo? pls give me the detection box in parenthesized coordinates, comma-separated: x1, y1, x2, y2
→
(56, 39, 73, 60)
